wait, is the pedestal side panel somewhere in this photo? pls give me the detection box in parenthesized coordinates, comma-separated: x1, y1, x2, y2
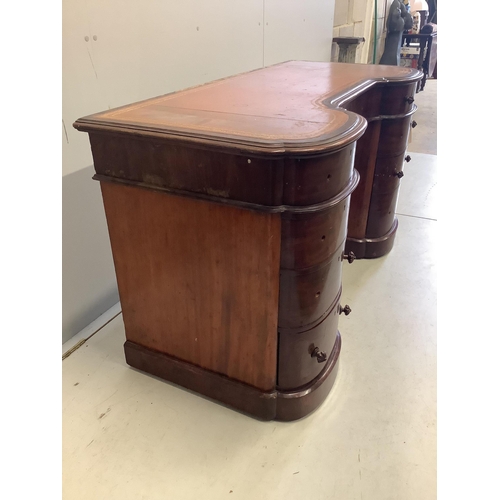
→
(100, 182, 281, 391)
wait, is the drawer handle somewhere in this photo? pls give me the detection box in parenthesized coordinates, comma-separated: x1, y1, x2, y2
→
(342, 251, 356, 263)
(411, 120, 417, 128)
(405, 96, 414, 104)
(339, 304, 351, 316)
(394, 171, 404, 178)
(310, 346, 327, 363)
(405, 155, 412, 162)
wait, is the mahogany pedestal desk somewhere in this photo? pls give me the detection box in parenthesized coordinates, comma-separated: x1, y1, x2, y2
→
(74, 61, 422, 421)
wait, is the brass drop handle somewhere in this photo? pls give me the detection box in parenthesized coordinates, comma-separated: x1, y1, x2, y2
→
(411, 120, 417, 128)
(339, 304, 351, 316)
(405, 96, 414, 104)
(395, 171, 404, 178)
(342, 251, 356, 263)
(405, 155, 411, 162)
(311, 346, 327, 363)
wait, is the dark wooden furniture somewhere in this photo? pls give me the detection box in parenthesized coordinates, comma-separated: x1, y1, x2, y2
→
(342, 70, 422, 258)
(402, 32, 437, 92)
(74, 61, 421, 421)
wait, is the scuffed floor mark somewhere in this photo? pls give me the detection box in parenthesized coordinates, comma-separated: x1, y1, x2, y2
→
(98, 407, 111, 420)
(62, 119, 69, 144)
(426, 182, 437, 200)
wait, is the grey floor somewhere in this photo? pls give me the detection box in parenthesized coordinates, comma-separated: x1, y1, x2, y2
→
(409, 79, 437, 155)
(62, 80, 437, 500)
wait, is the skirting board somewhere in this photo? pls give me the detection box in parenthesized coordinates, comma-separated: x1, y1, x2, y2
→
(62, 302, 122, 359)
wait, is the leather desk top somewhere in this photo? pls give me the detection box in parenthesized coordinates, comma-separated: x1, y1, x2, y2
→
(74, 61, 421, 155)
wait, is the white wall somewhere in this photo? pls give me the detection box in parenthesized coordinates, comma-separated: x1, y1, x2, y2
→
(332, 0, 393, 64)
(62, 0, 336, 343)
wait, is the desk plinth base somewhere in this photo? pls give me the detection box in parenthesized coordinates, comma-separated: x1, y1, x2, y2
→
(345, 218, 398, 259)
(124, 332, 341, 422)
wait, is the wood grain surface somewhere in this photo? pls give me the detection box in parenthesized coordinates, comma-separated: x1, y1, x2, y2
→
(101, 182, 281, 391)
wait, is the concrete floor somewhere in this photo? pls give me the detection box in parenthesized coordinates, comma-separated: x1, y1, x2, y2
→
(62, 79, 437, 500)
(409, 80, 437, 155)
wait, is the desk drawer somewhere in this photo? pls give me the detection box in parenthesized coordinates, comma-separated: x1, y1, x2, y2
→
(282, 144, 355, 206)
(89, 134, 284, 207)
(277, 295, 341, 390)
(376, 115, 413, 158)
(373, 151, 407, 177)
(280, 198, 350, 270)
(278, 245, 344, 330)
(380, 82, 418, 116)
